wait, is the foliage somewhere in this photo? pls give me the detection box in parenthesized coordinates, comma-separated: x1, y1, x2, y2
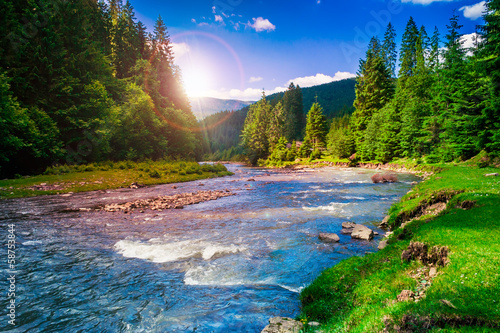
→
(304, 102, 328, 151)
(301, 164, 500, 331)
(0, 0, 198, 177)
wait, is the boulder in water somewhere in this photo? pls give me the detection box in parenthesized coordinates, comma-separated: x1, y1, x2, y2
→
(351, 224, 374, 241)
(318, 233, 340, 243)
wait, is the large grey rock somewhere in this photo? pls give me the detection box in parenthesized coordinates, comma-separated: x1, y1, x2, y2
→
(351, 224, 374, 241)
(261, 317, 303, 333)
(318, 233, 340, 243)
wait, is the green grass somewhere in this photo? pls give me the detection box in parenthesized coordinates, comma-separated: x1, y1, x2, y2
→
(300, 163, 500, 332)
(0, 160, 232, 199)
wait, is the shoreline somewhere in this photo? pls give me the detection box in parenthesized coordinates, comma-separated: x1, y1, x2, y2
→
(297, 162, 500, 331)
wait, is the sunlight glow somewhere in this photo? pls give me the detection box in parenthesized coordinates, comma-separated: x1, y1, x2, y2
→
(182, 67, 212, 98)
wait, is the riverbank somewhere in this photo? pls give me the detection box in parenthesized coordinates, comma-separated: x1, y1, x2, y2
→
(0, 160, 232, 199)
(298, 162, 500, 332)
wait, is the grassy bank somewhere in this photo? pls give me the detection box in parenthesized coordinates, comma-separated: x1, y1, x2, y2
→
(0, 160, 232, 199)
(299, 162, 500, 332)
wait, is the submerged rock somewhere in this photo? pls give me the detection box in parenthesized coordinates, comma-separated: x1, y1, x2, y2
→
(261, 317, 303, 333)
(318, 233, 340, 243)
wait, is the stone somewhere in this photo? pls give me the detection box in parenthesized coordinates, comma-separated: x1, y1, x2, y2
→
(308, 321, 321, 327)
(429, 267, 437, 278)
(378, 240, 388, 250)
(397, 290, 415, 302)
(318, 233, 340, 243)
(379, 215, 390, 228)
(350, 224, 374, 241)
(261, 317, 303, 333)
(342, 222, 356, 229)
(484, 173, 498, 177)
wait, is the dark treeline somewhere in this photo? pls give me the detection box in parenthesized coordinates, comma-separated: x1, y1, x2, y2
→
(0, 0, 199, 177)
(329, 4, 500, 162)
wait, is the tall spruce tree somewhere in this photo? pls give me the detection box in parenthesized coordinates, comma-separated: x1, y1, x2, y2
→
(242, 92, 271, 163)
(382, 23, 397, 78)
(398, 17, 419, 89)
(304, 102, 328, 151)
(479, 0, 500, 154)
(351, 37, 394, 151)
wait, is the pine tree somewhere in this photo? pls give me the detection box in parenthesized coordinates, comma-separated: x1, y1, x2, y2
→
(351, 37, 394, 151)
(382, 23, 397, 78)
(429, 27, 441, 72)
(398, 17, 419, 88)
(479, 0, 500, 154)
(304, 102, 328, 151)
(268, 101, 286, 149)
(283, 83, 304, 141)
(242, 92, 271, 163)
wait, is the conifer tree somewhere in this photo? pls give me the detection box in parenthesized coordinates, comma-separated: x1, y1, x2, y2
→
(242, 92, 271, 163)
(351, 37, 394, 150)
(382, 23, 397, 78)
(304, 102, 328, 151)
(429, 27, 441, 72)
(398, 17, 419, 88)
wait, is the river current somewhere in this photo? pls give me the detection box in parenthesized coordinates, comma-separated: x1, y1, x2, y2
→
(0, 165, 418, 332)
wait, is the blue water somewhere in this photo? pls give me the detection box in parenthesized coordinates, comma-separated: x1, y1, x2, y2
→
(0, 165, 418, 332)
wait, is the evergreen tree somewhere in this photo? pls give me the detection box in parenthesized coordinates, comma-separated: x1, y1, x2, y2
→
(283, 82, 304, 141)
(429, 27, 441, 72)
(351, 37, 394, 150)
(478, 0, 500, 154)
(304, 102, 328, 151)
(398, 17, 419, 88)
(242, 92, 271, 163)
(268, 101, 286, 149)
(382, 23, 397, 78)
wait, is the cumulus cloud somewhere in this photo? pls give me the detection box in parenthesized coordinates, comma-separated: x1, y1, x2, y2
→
(171, 42, 190, 59)
(461, 32, 483, 54)
(401, 0, 457, 5)
(247, 17, 276, 32)
(249, 76, 263, 83)
(201, 72, 356, 101)
(285, 72, 356, 88)
(459, 1, 486, 20)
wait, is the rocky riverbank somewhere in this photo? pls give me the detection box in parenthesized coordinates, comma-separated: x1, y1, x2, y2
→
(95, 190, 235, 213)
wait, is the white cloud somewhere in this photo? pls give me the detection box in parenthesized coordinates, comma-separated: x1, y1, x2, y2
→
(191, 18, 196, 23)
(461, 32, 483, 54)
(286, 72, 356, 88)
(459, 1, 486, 20)
(247, 17, 276, 32)
(212, 6, 216, 14)
(215, 15, 224, 23)
(198, 72, 356, 101)
(171, 42, 190, 59)
(402, 0, 457, 5)
(249, 76, 263, 83)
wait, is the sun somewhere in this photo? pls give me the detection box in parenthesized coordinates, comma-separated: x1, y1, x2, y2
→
(182, 67, 212, 98)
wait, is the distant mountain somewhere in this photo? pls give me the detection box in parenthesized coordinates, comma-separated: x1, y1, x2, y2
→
(189, 97, 255, 119)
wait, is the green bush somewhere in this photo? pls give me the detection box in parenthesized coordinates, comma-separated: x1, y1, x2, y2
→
(149, 170, 161, 178)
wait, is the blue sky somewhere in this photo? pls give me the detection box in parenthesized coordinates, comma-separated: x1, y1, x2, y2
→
(129, 0, 486, 100)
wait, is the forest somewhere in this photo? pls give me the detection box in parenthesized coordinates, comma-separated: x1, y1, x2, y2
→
(0, 0, 201, 177)
(202, 78, 355, 162)
(241, 6, 500, 165)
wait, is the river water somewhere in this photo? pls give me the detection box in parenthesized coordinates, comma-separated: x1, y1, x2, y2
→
(0, 165, 418, 332)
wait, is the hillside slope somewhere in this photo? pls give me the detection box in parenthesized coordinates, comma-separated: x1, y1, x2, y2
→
(189, 97, 254, 120)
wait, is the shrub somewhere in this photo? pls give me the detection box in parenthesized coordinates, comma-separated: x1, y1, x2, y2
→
(149, 170, 161, 178)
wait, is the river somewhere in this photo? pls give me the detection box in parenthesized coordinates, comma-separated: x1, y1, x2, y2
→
(0, 164, 418, 332)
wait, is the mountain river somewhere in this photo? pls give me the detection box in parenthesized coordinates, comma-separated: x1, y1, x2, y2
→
(0, 164, 419, 332)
